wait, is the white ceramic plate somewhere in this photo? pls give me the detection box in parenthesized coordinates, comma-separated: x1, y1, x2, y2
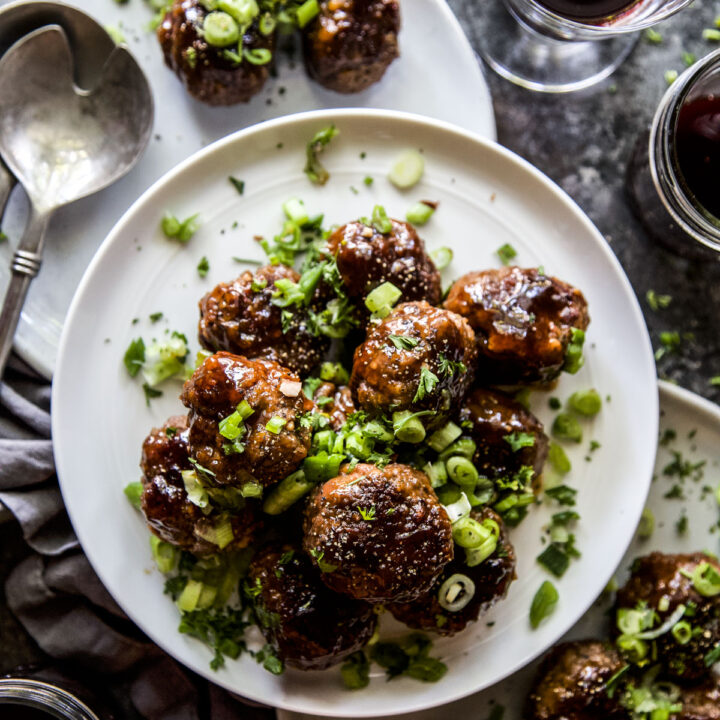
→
(52, 109, 657, 717)
(0, 0, 495, 379)
(278, 381, 720, 720)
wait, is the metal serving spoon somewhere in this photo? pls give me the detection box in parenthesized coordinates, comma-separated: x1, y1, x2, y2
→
(0, 0, 118, 221)
(0, 25, 153, 375)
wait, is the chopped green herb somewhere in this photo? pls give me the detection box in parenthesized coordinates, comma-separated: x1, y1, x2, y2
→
(647, 290, 673, 312)
(563, 327, 586, 374)
(388, 334, 420, 351)
(149, 312, 163, 323)
(388, 149, 425, 189)
(552, 413, 583, 443)
(161, 212, 199, 243)
(266, 416, 287, 434)
(363, 176, 373, 186)
(530, 580, 559, 628)
(304, 125, 338, 185)
(504, 432, 535, 452)
(371, 204, 393, 234)
(537, 544, 571, 577)
(437, 353, 466, 377)
(229, 176, 245, 194)
(143, 383, 163, 406)
(497, 243, 517, 266)
(406, 201, 436, 226)
(197, 256, 210, 278)
(665, 69, 678, 85)
(655, 330, 681, 360)
(430, 246, 453, 270)
(548, 443, 571, 474)
(123, 337, 145, 377)
(645, 28, 662, 44)
(124, 481, 143, 509)
(549, 397, 561, 410)
(546, 485, 577, 506)
(568, 389, 602, 416)
(703, 28, 720, 42)
(676, 512, 688, 535)
(358, 506, 376, 521)
(705, 643, 720, 667)
(341, 651, 370, 690)
(413, 365, 440, 402)
(232, 256, 263, 264)
(683, 51, 697, 67)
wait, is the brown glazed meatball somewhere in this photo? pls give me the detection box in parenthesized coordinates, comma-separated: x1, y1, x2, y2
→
(444, 267, 590, 386)
(303, 463, 453, 603)
(680, 678, 720, 720)
(390, 508, 516, 636)
(525, 640, 629, 720)
(459, 388, 549, 480)
(246, 544, 376, 670)
(198, 265, 328, 376)
(350, 302, 476, 422)
(140, 417, 261, 555)
(325, 219, 441, 307)
(312, 381, 356, 431)
(302, 0, 400, 93)
(181, 352, 312, 488)
(158, 0, 274, 106)
(615, 552, 720, 681)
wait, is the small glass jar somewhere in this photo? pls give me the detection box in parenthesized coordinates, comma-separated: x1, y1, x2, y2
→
(0, 678, 101, 720)
(649, 48, 720, 252)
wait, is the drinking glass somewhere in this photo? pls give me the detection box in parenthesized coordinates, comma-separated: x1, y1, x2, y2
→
(627, 48, 720, 257)
(474, 0, 694, 93)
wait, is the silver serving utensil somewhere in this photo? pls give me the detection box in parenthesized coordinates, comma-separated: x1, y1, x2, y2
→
(0, 0, 118, 222)
(0, 25, 153, 376)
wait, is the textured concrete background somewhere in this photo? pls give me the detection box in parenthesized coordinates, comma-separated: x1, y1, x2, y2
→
(452, 0, 720, 401)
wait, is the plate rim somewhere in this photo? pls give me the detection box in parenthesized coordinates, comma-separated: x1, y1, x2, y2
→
(52, 107, 659, 717)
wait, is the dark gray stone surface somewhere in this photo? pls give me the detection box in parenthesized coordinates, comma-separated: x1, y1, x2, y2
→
(452, 0, 720, 401)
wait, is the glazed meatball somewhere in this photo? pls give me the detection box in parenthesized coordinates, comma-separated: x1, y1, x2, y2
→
(680, 678, 720, 720)
(350, 302, 476, 423)
(302, 0, 400, 94)
(140, 417, 261, 555)
(246, 544, 376, 670)
(325, 219, 441, 307)
(525, 640, 629, 720)
(444, 267, 590, 386)
(390, 508, 516, 636)
(615, 552, 720, 681)
(198, 265, 329, 376)
(181, 352, 312, 488)
(158, 0, 274, 106)
(303, 463, 453, 603)
(312, 381, 356, 431)
(459, 388, 549, 481)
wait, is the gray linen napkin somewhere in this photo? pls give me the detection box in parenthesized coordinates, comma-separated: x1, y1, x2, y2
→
(0, 355, 273, 720)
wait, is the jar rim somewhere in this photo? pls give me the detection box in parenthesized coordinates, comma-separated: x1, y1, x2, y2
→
(0, 678, 100, 720)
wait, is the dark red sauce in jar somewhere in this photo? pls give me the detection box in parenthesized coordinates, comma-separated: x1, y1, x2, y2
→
(534, 0, 640, 20)
(674, 94, 720, 219)
(0, 705, 55, 720)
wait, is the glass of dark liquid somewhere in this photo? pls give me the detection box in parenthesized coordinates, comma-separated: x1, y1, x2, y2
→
(473, 0, 692, 92)
(637, 48, 720, 254)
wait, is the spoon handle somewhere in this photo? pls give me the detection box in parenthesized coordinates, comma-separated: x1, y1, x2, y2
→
(0, 160, 14, 219)
(0, 207, 51, 378)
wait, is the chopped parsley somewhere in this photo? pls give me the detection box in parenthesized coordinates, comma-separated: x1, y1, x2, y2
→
(496, 243, 517, 266)
(388, 334, 420, 351)
(123, 337, 145, 377)
(142, 382, 163, 406)
(304, 125, 338, 185)
(149, 312, 163, 323)
(437, 353, 466, 377)
(646, 290, 672, 310)
(178, 607, 250, 672)
(197, 256, 210, 278)
(413, 366, 439, 402)
(503, 432, 535, 452)
(545, 485, 577, 506)
(654, 331, 681, 360)
(358, 506, 376, 522)
(229, 176, 245, 194)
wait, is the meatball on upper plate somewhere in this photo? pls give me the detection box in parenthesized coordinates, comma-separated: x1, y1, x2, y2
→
(246, 544, 376, 670)
(351, 301, 476, 424)
(444, 267, 590, 386)
(303, 463, 453, 603)
(159, 0, 275, 106)
(390, 507, 516, 636)
(140, 416, 261, 555)
(302, 0, 400, 94)
(325, 218, 441, 308)
(198, 264, 328, 376)
(181, 352, 312, 489)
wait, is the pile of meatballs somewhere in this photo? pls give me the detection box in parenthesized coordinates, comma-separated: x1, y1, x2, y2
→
(138, 211, 590, 673)
(527, 551, 720, 720)
(158, 0, 401, 106)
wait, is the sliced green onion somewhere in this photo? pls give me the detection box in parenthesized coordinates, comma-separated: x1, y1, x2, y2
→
(319, 361, 349, 384)
(430, 246, 453, 270)
(203, 11, 240, 47)
(616, 635, 648, 662)
(424, 460, 448, 488)
(282, 197, 309, 225)
(672, 621, 692, 645)
(563, 328, 586, 374)
(304, 125, 338, 186)
(537, 543, 570, 577)
(406, 202, 435, 226)
(552, 413, 583, 443)
(181, 469, 209, 509)
(259, 12, 276, 34)
(568, 389, 602, 416)
(313, 429, 335, 452)
(236, 400, 254, 419)
(244, 47, 272, 65)
(637, 508, 655, 539)
(690, 562, 720, 597)
(438, 573, 475, 612)
(150, 535, 178, 573)
(427, 421, 462, 453)
(363, 421, 393, 443)
(218, 0, 259, 24)
(446, 456, 479, 486)
(303, 452, 344, 483)
(439, 437, 477, 461)
(365, 281, 402, 317)
(177, 578, 204, 612)
(124, 481, 143, 510)
(637, 604, 687, 640)
(295, 0, 319, 27)
(266, 416, 287, 434)
(465, 535, 497, 567)
(214, 517, 235, 549)
(452, 516, 491, 549)
(142, 333, 189, 387)
(371, 205, 393, 234)
(388, 149, 425, 189)
(240, 481, 263, 498)
(392, 410, 426, 443)
(548, 442, 571, 475)
(264, 469, 315, 515)
(346, 430, 373, 459)
(530, 580, 559, 629)
(443, 491, 471, 523)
